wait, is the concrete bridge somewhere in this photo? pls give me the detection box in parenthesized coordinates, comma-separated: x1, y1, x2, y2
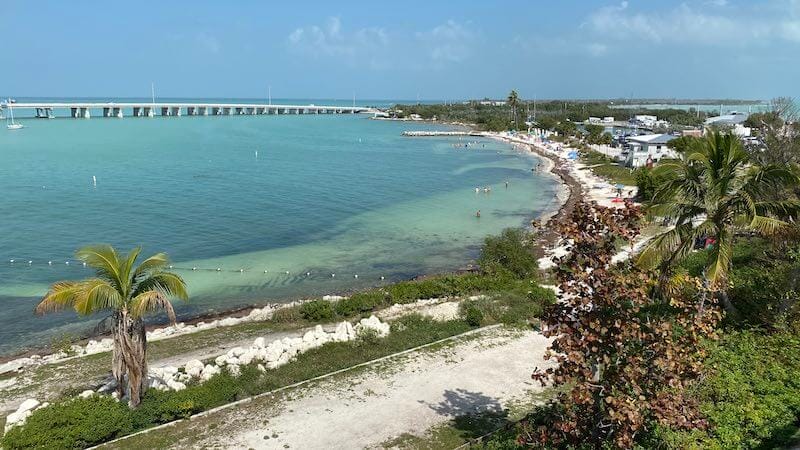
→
(2, 102, 374, 119)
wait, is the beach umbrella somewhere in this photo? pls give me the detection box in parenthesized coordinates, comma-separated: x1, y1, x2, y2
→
(615, 183, 624, 190)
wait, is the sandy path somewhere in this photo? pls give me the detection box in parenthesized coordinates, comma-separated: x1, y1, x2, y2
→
(171, 327, 553, 449)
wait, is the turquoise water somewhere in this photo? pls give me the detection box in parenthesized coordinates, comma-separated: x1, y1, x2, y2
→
(0, 109, 558, 356)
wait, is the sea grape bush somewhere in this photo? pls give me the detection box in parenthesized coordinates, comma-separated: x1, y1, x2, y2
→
(522, 201, 721, 449)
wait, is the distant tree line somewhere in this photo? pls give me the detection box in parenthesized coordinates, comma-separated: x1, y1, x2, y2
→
(393, 92, 717, 132)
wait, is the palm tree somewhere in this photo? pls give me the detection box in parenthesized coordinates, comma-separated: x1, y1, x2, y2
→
(507, 90, 519, 130)
(36, 245, 188, 407)
(637, 131, 800, 314)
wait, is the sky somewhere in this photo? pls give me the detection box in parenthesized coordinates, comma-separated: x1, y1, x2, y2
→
(3, 0, 800, 100)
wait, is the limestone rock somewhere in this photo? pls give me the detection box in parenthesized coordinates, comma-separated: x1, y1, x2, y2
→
(17, 399, 40, 413)
(78, 390, 95, 399)
(200, 364, 220, 381)
(185, 359, 204, 378)
(166, 380, 186, 391)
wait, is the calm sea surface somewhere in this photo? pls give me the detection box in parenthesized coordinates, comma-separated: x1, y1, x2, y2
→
(0, 100, 558, 356)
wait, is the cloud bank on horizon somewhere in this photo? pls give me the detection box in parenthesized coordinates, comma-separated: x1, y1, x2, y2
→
(4, 0, 800, 100)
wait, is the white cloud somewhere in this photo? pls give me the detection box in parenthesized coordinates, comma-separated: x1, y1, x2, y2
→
(585, 0, 800, 46)
(587, 43, 608, 57)
(416, 20, 475, 65)
(287, 17, 391, 69)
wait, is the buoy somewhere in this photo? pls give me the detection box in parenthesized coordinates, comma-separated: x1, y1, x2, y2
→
(28, 260, 32, 264)
(239, 268, 244, 272)
(285, 271, 289, 275)
(9, 259, 14, 263)
(306, 272, 310, 276)
(354, 274, 358, 279)
(216, 267, 221, 271)
(169, 265, 173, 269)
(82, 262, 86, 267)
(380, 276, 385, 280)
(48, 261, 52, 265)
(192, 267, 197, 271)
(65, 261, 70, 265)
(331, 273, 335, 278)
(264, 269, 268, 273)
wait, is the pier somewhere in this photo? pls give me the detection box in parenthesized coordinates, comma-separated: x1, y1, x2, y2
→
(2, 102, 374, 119)
(402, 130, 483, 137)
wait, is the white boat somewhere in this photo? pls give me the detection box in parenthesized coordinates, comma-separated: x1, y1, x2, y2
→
(6, 101, 23, 130)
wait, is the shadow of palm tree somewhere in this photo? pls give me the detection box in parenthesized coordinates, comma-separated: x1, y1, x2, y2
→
(426, 388, 510, 441)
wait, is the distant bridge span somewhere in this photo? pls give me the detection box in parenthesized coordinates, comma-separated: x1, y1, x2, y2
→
(2, 102, 375, 119)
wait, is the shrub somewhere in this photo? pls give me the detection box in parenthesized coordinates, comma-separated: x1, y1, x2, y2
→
(478, 229, 538, 279)
(299, 300, 334, 321)
(270, 305, 303, 323)
(334, 290, 387, 317)
(659, 329, 800, 449)
(462, 304, 485, 327)
(1, 396, 132, 450)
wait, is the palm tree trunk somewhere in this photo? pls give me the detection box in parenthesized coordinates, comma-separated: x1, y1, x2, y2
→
(717, 289, 740, 320)
(113, 310, 149, 407)
(111, 312, 125, 398)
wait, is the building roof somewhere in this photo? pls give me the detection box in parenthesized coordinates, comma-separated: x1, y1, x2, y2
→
(627, 133, 676, 145)
(705, 113, 749, 126)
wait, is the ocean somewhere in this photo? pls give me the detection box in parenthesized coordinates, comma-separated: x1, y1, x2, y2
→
(0, 99, 559, 356)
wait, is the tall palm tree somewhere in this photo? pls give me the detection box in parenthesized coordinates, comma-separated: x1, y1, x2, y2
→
(36, 245, 188, 407)
(507, 90, 519, 130)
(637, 131, 800, 314)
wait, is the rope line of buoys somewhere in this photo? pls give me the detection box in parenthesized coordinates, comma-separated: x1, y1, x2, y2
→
(4, 259, 388, 281)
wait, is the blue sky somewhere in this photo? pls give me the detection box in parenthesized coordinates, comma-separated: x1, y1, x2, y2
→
(4, 0, 800, 100)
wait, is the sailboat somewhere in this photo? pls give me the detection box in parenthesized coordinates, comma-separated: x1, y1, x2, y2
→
(6, 101, 23, 130)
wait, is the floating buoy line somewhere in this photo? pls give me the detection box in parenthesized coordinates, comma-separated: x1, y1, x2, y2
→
(4, 258, 389, 281)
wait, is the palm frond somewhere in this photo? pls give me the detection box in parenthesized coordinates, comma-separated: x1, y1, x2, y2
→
(35, 281, 80, 315)
(130, 291, 177, 324)
(749, 215, 790, 235)
(705, 230, 733, 286)
(75, 245, 124, 293)
(132, 272, 188, 301)
(72, 278, 124, 316)
(118, 247, 142, 295)
(132, 252, 170, 280)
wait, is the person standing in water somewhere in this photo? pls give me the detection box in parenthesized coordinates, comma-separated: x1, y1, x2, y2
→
(505, 180, 509, 189)
(476, 210, 481, 218)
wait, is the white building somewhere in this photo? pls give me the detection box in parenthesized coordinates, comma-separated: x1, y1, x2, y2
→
(588, 117, 602, 124)
(602, 116, 614, 123)
(732, 123, 752, 137)
(624, 134, 678, 168)
(633, 115, 658, 127)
